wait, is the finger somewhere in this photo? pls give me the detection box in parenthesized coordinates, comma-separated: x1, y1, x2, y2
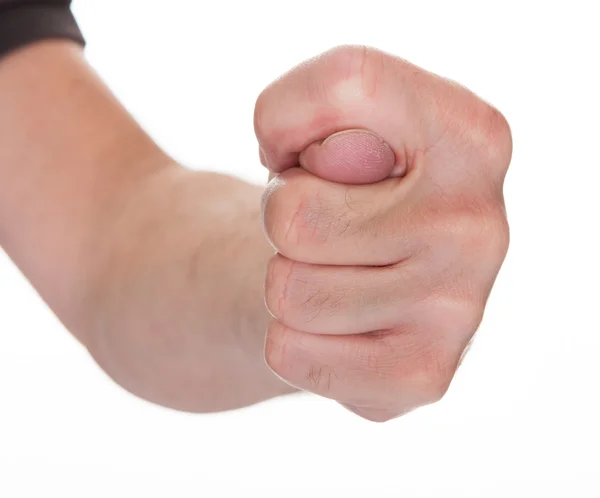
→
(264, 319, 468, 414)
(298, 129, 398, 184)
(265, 254, 428, 335)
(262, 167, 422, 266)
(254, 45, 511, 193)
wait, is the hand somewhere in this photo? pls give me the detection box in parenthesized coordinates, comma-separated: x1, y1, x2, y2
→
(256, 45, 512, 422)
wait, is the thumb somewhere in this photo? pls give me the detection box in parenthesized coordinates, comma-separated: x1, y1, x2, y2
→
(255, 45, 511, 194)
(298, 129, 402, 184)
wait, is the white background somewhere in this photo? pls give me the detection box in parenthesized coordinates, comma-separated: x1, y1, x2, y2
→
(1, 0, 599, 496)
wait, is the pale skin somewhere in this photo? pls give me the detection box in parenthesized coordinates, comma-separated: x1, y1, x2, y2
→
(0, 41, 511, 421)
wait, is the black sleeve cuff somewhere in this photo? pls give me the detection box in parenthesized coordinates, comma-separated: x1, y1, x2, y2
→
(0, 6, 85, 60)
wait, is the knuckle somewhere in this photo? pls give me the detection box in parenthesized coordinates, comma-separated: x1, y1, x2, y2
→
(418, 284, 485, 342)
(436, 296, 484, 339)
(392, 301, 479, 404)
(424, 202, 510, 268)
(457, 100, 513, 176)
(484, 105, 513, 173)
(358, 331, 453, 406)
(455, 210, 510, 262)
(344, 329, 461, 411)
(321, 44, 385, 104)
(254, 44, 386, 151)
(466, 210, 510, 267)
(407, 343, 456, 404)
(421, 299, 481, 390)
(415, 204, 509, 310)
(370, 337, 454, 407)
(484, 211, 510, 262)
(254, 85, 300, 162)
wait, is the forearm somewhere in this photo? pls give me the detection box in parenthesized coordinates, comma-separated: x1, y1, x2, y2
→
(0, 41, 285, 410)
(86, 168, 288, 411)
(0, 40, 169, 331)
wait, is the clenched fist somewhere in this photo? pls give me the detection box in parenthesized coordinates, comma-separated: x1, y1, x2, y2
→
(256, 46, 512, 422)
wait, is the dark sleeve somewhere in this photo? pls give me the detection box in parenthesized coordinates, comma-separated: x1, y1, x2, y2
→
(0, 1, 85, 60)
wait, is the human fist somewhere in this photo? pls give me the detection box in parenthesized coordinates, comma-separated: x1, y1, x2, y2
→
(255, 46, 512, 422)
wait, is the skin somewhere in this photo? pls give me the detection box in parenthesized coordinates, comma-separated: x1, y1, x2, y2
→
(0, 41, 293, 412)
(0, 42, 511, 421)
(257, 46, 512, 421)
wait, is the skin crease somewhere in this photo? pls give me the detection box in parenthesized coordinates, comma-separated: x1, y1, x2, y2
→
(0, 42, 511, 421)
